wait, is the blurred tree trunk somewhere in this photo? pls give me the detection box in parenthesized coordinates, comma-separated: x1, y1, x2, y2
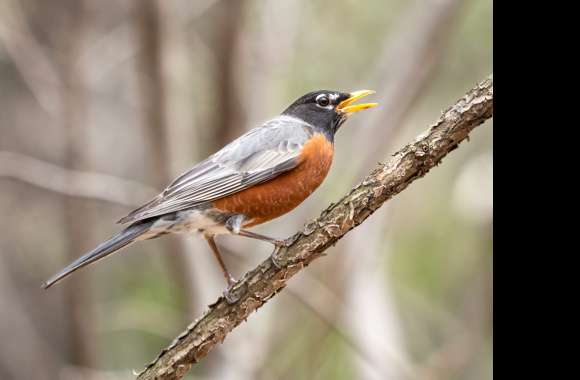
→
(209, 0, 246, 150)
(0, 255, 57, 380)
(134, 0, 193, 318)
(59, 0, 97, 370)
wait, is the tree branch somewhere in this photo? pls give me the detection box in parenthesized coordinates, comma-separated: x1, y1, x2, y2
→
(136, 76, 493, 380)
(0, 151, 157, 207)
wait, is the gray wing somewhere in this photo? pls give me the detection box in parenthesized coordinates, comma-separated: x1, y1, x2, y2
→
(118, 116, 313, 224)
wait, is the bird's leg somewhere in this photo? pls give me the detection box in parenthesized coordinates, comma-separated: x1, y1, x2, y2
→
(204, 234, 245, 304)
(225, 215, 285, 246)
(238, 230, 288, 269)
(237, 229, 285, 247)
(226, 214, 284, 247)
(225, 215, 287, 269)
(204, 234, 236, 286)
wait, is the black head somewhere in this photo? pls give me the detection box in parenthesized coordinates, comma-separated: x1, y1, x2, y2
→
(282, 90, 377, 140)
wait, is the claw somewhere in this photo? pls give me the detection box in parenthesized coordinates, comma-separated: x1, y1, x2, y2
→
(223, 278, 246, 304)
(273, 239, 286, 247)
(270, 245, 285, 269)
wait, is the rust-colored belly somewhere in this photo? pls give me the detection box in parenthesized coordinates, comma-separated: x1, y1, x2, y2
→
(212, 133, 334, 227)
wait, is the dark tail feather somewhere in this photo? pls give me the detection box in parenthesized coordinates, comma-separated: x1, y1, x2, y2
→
(42, 220, 154, 289)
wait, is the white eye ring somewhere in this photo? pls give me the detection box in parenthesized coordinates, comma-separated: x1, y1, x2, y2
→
(315, 94, 331, 107)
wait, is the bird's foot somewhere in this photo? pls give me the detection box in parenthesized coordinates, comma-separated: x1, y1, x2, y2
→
(269, 234, 301, 269)
(223, 277, 246, 304)
(271, 239, 286, 247)
(270, 242, 287, 269)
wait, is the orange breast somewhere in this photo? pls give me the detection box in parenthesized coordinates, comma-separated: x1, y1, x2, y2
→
(212, 133, 334, 227)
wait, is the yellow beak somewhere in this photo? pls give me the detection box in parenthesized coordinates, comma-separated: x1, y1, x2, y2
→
(336, 90, 378, 114)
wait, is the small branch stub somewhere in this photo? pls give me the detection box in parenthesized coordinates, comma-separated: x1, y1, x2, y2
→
(136, 76, 493, 380)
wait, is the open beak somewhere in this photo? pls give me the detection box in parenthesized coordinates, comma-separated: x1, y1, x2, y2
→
(336, 90, 378, 114)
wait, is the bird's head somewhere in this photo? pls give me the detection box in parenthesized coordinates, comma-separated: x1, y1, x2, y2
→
(282, 90, 377, 140)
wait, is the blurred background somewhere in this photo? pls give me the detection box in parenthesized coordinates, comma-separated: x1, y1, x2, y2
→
(0, 0, 492, 379)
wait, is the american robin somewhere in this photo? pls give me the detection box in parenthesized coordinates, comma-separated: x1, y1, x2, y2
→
(43, 90, 377, 293)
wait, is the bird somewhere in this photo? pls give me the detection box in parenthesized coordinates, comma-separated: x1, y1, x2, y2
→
(42, 89, 377, 295)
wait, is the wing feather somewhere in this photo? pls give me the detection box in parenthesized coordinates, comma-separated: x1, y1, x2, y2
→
(117, 116, 313, 224)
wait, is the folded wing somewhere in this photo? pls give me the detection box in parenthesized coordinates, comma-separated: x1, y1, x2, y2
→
(118, 116, 313, 224)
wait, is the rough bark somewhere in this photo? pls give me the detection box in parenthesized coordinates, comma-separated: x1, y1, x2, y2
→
(136, 76, 493, 380)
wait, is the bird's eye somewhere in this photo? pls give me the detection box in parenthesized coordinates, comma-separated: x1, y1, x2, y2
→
(316, 94, 330, 107)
